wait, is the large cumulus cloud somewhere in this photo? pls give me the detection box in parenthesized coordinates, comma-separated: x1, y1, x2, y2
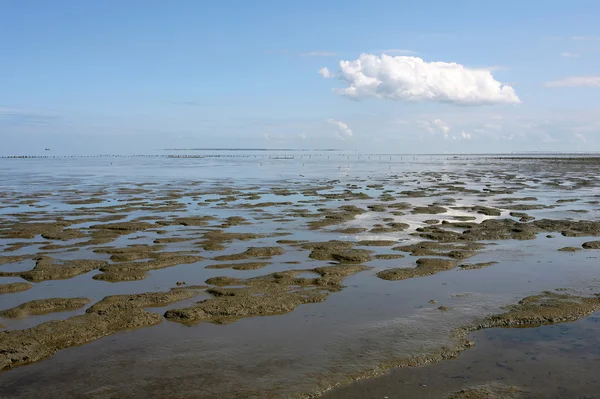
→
(320, 54, 520, 105)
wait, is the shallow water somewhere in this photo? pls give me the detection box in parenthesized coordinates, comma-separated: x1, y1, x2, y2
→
(323, 312, 600, 398)
(1, 153, 600, 398)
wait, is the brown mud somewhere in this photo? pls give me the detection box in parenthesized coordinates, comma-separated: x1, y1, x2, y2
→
(166, 264, 370, 325)
(0, 287, 204, 370)
(377, 258, 457, 281)
(0, 282, 33, 295)
(0, 297, 91, 318)
(0, 257, 107, 282)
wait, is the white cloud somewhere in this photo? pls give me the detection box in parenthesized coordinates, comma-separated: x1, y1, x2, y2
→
(318, 67, 332, 78)
(321, 54, 520, 105)
(298, 133, 307, 140)
(560, 52, 579, 58)
(302, 51, 337, 57)
(433, 118, 450, 138)
(327, 118, 353, 139)
(460, 130, 472, 139)
(545, 76, 600, 87)
(418, 118, 450, 139)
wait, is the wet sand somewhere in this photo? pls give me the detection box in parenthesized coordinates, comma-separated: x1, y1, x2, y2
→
(324, 313, 600, 399)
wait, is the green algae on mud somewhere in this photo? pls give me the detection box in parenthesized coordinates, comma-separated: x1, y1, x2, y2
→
(0, 297, 90, 318)
(0, 287, 204, 371)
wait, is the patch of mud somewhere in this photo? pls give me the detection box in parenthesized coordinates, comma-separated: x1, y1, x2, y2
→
(0, 287, 204, 370)
(478, 291, 600, 327)
(94, 253, 204, 282)
(308, 245, 373, 263)
(393, 241, 483, 259)
(412, 205, 447, 215)
(357, 240, 397, 247)
(0, 283, 33, 295)
(333, 227, 369, 234)
(196, 231, 266, 251)
(153, 237, 193, 244)
(558, 246, 582, 252)
(370, 222, 409, 233)
(377, 258, 457, 281)
(0, 221, 73, 240)
(0, 256, 30, 266)
(205, 262, 271, 270)
(0, 298, 90, 318)
(165, 264, 370, 325)
(458, 262, 498, 270)
(375, 254, 405, 260)
(0, 257, 107, 282)
(307, 205, 367, 230)
(90, 221, 155, 232)
(213, 247, 284, 261)
(446, 384, 524, 399)
(582, 240, 600, 249)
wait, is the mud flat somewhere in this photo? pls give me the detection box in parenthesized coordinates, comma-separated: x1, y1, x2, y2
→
(0, 288, 204, 370)
(1, 155, 600, 398)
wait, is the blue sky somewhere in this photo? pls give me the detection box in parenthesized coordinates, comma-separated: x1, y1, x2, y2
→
(1, 0, 600, 154)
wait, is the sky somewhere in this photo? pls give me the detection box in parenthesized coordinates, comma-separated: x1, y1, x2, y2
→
(1, 0, 600, 154)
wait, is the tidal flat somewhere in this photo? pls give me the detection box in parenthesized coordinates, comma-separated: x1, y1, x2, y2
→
(1, 153, 600, 398)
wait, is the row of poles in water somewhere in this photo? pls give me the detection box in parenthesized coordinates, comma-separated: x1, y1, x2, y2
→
(0, 154, 468, 160)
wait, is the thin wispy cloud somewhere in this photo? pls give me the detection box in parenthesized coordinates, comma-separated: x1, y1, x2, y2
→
(320, 54, 520, 105)
(418, 119, 451, 139)
(300, 51, 338, 57)
(545, 76, 600, 87)
(560, 52, 580, 58)
(0, 107, 59, 126)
